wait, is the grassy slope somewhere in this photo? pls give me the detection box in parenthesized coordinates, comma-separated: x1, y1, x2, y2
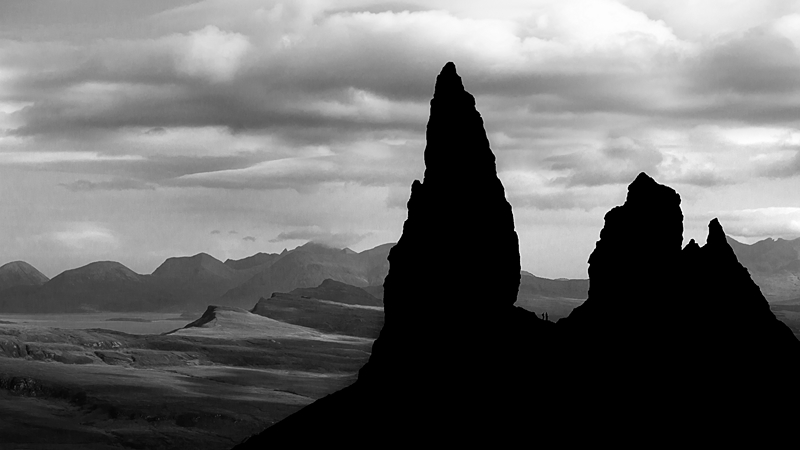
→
(0, 321, 371, 450)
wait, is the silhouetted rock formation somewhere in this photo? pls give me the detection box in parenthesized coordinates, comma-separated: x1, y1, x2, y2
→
(557, 172, 800, 423)
(234, 61, 546, 448)
(233, 64, 800, 448)
(683, 219, 800, 370)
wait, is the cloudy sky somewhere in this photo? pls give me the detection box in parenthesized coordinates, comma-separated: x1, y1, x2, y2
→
(2, 0, 800, 279)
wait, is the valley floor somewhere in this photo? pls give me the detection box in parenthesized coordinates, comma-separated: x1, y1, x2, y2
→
(0, 316, 372, 450)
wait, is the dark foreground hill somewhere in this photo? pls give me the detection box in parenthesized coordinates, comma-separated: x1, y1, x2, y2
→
(236, 63, 800, 447)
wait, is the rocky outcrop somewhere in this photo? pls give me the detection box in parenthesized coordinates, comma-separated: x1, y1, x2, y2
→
(554, 173, 800, 419)
(682, 219, 800, 367)
(233, 63, 800, 448)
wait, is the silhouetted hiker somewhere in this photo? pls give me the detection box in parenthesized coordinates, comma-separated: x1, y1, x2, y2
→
(545, 312, 549, 321)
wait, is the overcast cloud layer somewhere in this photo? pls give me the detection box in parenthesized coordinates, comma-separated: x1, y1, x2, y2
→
(1, 0, 799, 278)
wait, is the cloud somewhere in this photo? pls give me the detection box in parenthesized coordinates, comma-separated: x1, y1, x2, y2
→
(49, 223, 119, 250)
(228, 230, 238, 235)
(509, 191, 586, 211)
(671, 170, 733, 187)
(242, 236, 256, 242)
(712, 207, 800, 238)
(547, 136, 664, 187)
(175, 25, 251, 82)
(499, 170, 604, 211)
(688, 25, 800, 96)
(0, 152, 143, 164)
(210, 230, 221, 234)
(169, 148, 420, 191)
(386, 185, 411, 209)
(269, 226, 370, 248)
(59, 178, 155, 192)
(760, 149, 800, 178)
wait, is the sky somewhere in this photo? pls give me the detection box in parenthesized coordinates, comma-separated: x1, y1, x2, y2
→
(1, 0, 800, 279)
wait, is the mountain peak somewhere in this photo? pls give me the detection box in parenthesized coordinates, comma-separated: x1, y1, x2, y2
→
(55, 261, 141, 283)
(434, 61, 464, 95)
(626, 171, 681, 208)
(707, 218, 726, 246)
(152, 252, 233, 281)
(0, 260, 49, 289)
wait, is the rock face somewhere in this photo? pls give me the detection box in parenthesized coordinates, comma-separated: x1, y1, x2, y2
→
(233, 63, 800, 447)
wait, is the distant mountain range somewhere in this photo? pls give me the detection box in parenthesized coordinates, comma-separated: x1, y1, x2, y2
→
(0, 261, 49, 290)
(0, 242, 393, 314)
(726, 236, 800, 301)
(220, 242, 393, 308)
(2, 235, 797, 314)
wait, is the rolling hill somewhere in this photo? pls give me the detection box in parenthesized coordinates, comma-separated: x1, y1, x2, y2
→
(25, 261, 167, 313)
(0, 261, 49, 290)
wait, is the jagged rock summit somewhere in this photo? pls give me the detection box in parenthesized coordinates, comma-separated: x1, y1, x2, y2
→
(556, 171, 800, 423)
(233, 65, 800, 448)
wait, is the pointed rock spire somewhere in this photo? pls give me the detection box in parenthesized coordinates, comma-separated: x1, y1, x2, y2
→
(236, 62, 531, 447)
(706, 218, 727, 246)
